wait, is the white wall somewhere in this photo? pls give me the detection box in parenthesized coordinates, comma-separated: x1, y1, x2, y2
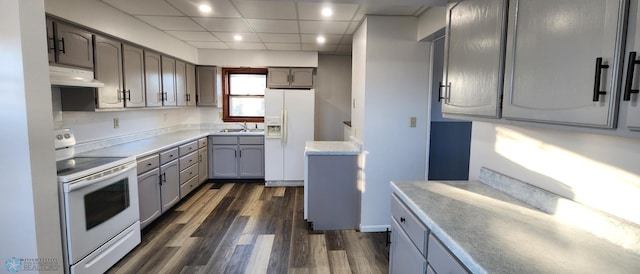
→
(314, 55, 352, 141)
(198, 49, 318, 67)
(469, 121, 640, 225)
(1, 0, 63, 272)
(353, 16, 430, 231)
(417, 6, 446, 41)
(45, 0, 197, 63)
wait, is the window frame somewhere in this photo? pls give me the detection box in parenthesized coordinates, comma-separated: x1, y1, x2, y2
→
(221, 67, 268, 123)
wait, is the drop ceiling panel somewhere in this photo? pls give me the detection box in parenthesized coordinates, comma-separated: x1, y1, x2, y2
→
(233, 0, 297, 19)
(102, 0, 182, 16)
(188, 41, 230, 49)
(299, 21, 350, 34)
(213, 32, 261, 42)
(258, 33, 301, 43)
(166, 0, 242, 17)
(246, 19, 299, 34)
(166, 31, 220, 41)
(193, 18, 253, 32)
(301, 34, 343, 44)
(137, 16, 206, 31)
(297, 3, 359, 21)
(265, 43, 302, 51)
(227, 42, 266, 50)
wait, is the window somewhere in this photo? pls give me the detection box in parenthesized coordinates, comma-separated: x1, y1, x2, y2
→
(222, 67, 268, 122)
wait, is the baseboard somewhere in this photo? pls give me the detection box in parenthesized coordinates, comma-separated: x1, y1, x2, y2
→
(265, 180, 304, 187)
(359, 224, 390, 232)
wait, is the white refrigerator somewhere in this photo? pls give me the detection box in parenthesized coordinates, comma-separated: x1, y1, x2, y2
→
(264, 89, 315, 186)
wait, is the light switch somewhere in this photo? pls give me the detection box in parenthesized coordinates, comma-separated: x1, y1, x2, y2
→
(113, 118, 119, 129)
(410, 117, 416, 128)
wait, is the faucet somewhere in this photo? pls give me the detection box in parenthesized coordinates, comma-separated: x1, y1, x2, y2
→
(241, 122, 248, 131)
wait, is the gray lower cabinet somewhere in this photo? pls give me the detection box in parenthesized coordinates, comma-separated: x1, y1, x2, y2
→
(390, 219, 427, 274)
(137, 167, 161, 229)
(178, 140, 199, 198)
(210, 136, 264, 179)
(160, 159, 180, 212)
(198, 138, 209, 183)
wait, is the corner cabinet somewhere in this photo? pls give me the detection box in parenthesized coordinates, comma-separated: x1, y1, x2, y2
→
(210, 136, 264, 179)
(196, 66, 217, 106)
(502, 0, 627, 128)
(267, 67, 313, 88)
(442, 0, 507, 118)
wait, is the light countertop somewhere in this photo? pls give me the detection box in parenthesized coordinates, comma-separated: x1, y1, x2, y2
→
(391, 181, 640, 274)
(304, 141, 360, 155)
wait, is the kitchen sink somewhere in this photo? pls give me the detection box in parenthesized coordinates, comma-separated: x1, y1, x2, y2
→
(219, 128, 264, 133)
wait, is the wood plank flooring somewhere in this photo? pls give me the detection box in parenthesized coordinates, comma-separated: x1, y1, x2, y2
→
(107, 181, 389, 274)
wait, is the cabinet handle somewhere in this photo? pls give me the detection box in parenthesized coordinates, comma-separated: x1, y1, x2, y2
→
(48, 37, 56, 52)
(59, 38, 66, 54)
(234, 150, 237, 158)
(592, 57, 609, 102)
(117, 90, 123, 102)
(159, 173, 165, 185)
(126, 90, 131, 101)
(400, 217, 405, 223)
(438, 82, 448, 102)
(239, 150, 242, 158)
(624, 52, 640, 101)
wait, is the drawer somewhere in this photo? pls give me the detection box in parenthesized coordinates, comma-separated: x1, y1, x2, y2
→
(427, 234, 469, 274)
(160, 147, 179, 165)
(211, 136, 237, 145)
(391, 194, 428, 256)
(198, 137, 207, 148)
(180, 175, 198, 199)
(239, 136, 264, 144)
(390, 218, 427, 274)
(179, 141, 198, 156)
(137, 154, 159, 174)
(179, 151, 198, 170)
(179, 163, 198, 184)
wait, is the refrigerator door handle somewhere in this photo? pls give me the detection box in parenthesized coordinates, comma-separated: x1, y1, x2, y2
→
(282, 109, 288, 145)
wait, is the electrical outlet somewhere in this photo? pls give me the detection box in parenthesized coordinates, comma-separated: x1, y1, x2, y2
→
(113, 118, 119, 129)
(410, 117, 417, 128)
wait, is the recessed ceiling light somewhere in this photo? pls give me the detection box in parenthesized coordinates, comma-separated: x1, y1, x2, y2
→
(317, 36, 326, 44)
(198, 4, 212, 13)
(234, 35, 243, 41)
(321, 7, 333, 17)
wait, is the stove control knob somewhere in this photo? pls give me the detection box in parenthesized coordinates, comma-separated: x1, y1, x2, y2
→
(56, 135, 63, 140)
(64, 133, 71, 139)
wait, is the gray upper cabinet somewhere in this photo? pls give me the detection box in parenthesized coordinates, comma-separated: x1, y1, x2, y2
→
(122, 44, 146, 108)
(94, 35, 124, 109)
(186, 63, 197, 107)
(161, 56, 177, 106)
(502, 0, 627, 128)
(175, 60, 188, 106)
(145, 51, 163, 107)
(48, 18, 94, 69)
(442, 0, 507, 118)
(267, 67, 313, 88)
(624, 3, 640, 130)
(196, 66, 217, 106)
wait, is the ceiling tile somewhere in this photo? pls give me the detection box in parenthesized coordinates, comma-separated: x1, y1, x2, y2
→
(357, 5, 425, 17)
(213, 32, 261, 42)
(299, 21, 350, 35)
(297, 3, 359, 21)
(188, 41, 230, 49)
(302, 43, 338, 52)
(258, 33, 300, 43)
(246, 19, 299, 34)
(301, 34, 343, 44)
(193, 18, 252, 32)
(233, 0, 297, 19)
(227, 42, 267, 50)
(166, 0, 241, 17)
(265, 43, 302, 51)
(165, 31, 220, 41)
(102, 0, 182, 16)
(137, 16, 205, 31)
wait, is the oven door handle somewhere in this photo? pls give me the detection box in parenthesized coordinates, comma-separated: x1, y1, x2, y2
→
(66, 163, 136, 192)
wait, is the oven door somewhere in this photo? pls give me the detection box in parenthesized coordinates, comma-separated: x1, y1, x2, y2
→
(63, 161, 139, 264)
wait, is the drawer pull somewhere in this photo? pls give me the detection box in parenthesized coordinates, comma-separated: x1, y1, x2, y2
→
(400, 217, 406, 223)
(147, 163, 152, 166)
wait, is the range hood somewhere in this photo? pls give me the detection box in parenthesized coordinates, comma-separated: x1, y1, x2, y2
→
(49, 65, 104, 88)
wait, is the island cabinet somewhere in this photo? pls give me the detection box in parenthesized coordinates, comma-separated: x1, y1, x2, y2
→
(46, 17, 94, 69)
(210, 136, 264, 179)
(501, 0, 627, 128)
(442, 0, 507, 118)
(389, 194, 469, 274)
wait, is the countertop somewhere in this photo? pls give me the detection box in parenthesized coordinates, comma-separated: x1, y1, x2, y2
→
(78, 129, 263, 158)
(391, 181, 640, 274)
(304, 141, 360, 155)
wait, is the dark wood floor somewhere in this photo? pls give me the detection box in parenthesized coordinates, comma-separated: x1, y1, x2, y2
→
(107, 181, 389, 274)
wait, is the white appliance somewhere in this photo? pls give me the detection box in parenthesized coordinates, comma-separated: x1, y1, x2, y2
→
(55, 129, 140, 274)
(264, 89, 315, 186)
(50, 65, 105, 88)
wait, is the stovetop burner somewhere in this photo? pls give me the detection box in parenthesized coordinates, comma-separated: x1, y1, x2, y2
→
(56, 157, 128, 176)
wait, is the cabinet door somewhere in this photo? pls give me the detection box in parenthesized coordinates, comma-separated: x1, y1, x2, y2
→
(389, 219, 427, 274)
(212, 145, 238, 178)
(502, 0, 626, 128)
(160, 160, 180, 212)
(122, 44, 146, 108)
(94, 35, 124, 109)
(198, 147, 209, 184)
(239, 145, 264, 178)
(443, 0, 507, 118)
(137, 168, 161, 229)
(145, 51, 163, 107)
(186, 63, 197, 107)
(46, 18, 55, 64)
(175, 60, 188, 106)
(161, 56, 177, 106)
(290, 68, 313, 88)
(267, 68, 291, 88)
(54, 21, 94, 69)
(196, 66, 217, 106)
(624, 2, 640, 130)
